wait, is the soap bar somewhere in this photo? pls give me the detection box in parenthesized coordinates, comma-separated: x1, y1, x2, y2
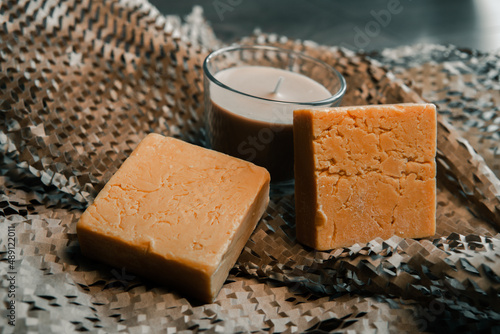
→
(294, 103, 436, 250)
(77, 133, 270, 302)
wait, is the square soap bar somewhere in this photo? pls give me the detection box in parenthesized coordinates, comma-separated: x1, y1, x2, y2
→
(77, 134, 270, 302)
(294, 103, 436, 250)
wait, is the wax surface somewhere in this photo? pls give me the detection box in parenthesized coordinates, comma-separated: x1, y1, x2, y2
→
(77, 133, 270, 302)
(294, 104, 436, 250)
(212, 66, 332, 124)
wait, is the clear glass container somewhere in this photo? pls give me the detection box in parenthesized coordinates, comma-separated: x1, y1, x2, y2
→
(203, 45, 346, 185)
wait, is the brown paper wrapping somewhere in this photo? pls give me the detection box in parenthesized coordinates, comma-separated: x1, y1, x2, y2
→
(1, 1, 499, 332)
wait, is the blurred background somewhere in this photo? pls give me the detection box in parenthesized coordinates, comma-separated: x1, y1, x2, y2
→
(150, 0, 500, 52)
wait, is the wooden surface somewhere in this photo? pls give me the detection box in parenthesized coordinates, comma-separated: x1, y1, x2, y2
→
(152, 0, 500, 52)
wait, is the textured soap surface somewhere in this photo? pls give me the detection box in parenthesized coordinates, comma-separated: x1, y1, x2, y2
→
(77, 133, 270, 302)
(294, 104, 436, 250)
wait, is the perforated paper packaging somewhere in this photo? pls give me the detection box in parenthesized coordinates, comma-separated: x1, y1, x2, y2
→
(1, 1, 500, 333)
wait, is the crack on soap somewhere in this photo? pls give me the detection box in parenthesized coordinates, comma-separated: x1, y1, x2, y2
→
(371, 214, 385, 231)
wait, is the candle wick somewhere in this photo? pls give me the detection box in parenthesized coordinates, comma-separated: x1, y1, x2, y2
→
(272, 76, 284, 94)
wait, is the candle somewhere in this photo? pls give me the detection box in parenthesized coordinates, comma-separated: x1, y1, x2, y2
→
(203, 45, 346, 184)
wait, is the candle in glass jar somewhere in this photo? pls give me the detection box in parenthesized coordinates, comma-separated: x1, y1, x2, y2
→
(204, 45, 346, 185)
(209, 67, 331, 183)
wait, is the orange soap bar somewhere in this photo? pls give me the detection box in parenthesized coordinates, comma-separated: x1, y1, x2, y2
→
(77, 133, 270, 302)
(294, 104, 436, 250)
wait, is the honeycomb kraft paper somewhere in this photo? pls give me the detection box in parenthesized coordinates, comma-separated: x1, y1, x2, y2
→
(1, 1, 500, 333)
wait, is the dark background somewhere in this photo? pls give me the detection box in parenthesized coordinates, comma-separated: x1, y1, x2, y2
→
(150, 0, 500, 52)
